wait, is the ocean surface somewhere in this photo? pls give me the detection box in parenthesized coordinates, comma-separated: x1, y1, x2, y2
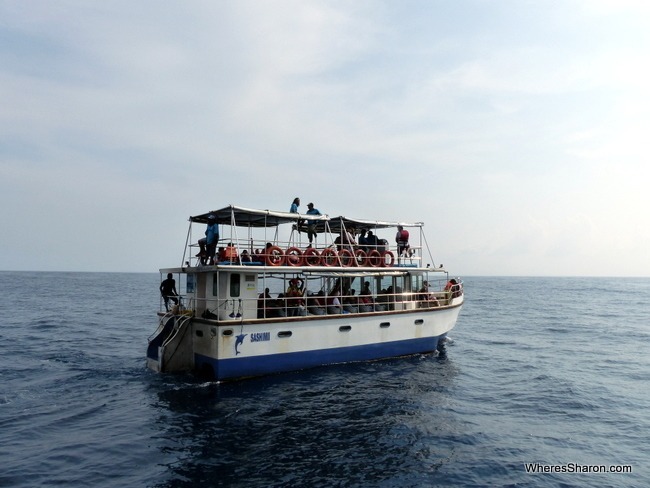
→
(1, 272, 648, 487)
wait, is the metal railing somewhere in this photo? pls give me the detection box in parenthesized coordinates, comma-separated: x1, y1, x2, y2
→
(189, 239, 424, 268)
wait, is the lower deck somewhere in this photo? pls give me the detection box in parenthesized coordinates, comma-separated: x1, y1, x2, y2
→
(148, 293, 463, 381)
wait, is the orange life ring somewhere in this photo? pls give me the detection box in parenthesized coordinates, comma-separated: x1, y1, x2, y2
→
(285, 247, 304, 266)
(265, 246, 285, 266)
(354, 249, 368, 267)
(303, 247, 321, 266)
(367, 250, 381, 267)
(380, 250, 395, 267)
(321, 247, 338, 266)
(339, 249, 354, 267)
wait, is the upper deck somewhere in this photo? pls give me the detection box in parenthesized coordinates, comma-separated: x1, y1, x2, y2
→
(167, 205, 442, 274)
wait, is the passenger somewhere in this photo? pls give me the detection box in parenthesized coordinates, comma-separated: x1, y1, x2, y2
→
(224, 243, 238, 263)
(366, 231, 379, 251)
(418, 281, 439, 307)
(359, 281, 374, 312)
(375, 288, 389, 312)
(206, 214, 219, 265)
(196, 238, 207, 264)
(159, 273, 179, 312)
(334, 235, 342, 251)
(359, 294, 373, 313)
(341, 227, 356, 253)
(258, 242, 273, 264)
(396, 225, 410, 260)
(445, 279, 462, 298)
(418, 280, 430, 301)
(273, 293, 287, 317)
(240, 250, 252, 263)
(307, 290, 326, 315)
(196, 215, 217, 265)
(327, 294, 343, 314)
(358, 230, 369, 253)
(289, 197, 300, 213)
(286, 278, 305, 316)
(386, 286, 396, 310)
(344, 289, 359, 313)
(361, 280, 372, 296)
(305, 202, 321, 246)
(257, 288, 272, 318)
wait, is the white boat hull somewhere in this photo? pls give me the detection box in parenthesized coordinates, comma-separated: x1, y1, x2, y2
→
(187, 301, 462, 381)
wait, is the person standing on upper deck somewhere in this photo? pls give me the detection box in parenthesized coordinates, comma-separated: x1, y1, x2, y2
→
(289, 197, 300, 213)
(305, 202, 321, 246)
(197, 214, 217, 265)
(290, 197, 303, 230)
(396, 225, 409, 259)
(206, 214, 219, 265)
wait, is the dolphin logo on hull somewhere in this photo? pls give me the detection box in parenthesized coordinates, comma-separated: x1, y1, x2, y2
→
(235, 333, 247, 355)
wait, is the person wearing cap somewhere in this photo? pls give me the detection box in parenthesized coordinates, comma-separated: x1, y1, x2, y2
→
(305, 203, 321, 246)
(197, 214, 219, 265)
(205, 214, 219, 265)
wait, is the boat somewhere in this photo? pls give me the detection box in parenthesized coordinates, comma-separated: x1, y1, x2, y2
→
(146, 205, 464, 381)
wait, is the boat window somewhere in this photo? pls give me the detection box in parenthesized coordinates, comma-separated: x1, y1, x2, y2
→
(230, 274, 241, 297)
(339, 325, 352, 332)
(186, 273, 196, 293)
(380, 322, 390, 328)
(222, 329, 233, 336)
(404, 275, 422, 291)
(414, 319, 424, 325)
(278, 331, 292, 338)
(195, 330, 204, 337)
(377, 276, 392, 292)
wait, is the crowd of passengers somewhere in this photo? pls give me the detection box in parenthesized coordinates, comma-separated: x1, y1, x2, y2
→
(256, 278, 447, 319)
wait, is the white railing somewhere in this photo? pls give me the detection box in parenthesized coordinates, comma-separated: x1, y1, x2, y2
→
(171, 286, 459, 321)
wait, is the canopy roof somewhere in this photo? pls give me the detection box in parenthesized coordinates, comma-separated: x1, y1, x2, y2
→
(190, 205, 328, 226)
(327, 216, 423, 233)
(190, 205, 422, 230)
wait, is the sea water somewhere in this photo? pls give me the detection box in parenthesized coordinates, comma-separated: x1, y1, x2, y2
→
(1, 272, 648, 487)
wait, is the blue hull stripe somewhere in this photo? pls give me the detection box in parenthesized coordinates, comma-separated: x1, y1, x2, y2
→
(195, 335, 445, 380)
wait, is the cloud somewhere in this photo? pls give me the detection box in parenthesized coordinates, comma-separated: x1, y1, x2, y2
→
(1, 0, 649, 275)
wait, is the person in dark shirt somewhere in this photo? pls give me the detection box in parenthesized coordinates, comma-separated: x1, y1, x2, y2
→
(305, 202, 321, 246)
(365, 231, 379, 250)
(160, 273, 179, 311)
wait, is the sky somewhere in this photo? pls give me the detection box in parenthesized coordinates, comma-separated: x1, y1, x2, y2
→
(1, 0, 649, 276)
